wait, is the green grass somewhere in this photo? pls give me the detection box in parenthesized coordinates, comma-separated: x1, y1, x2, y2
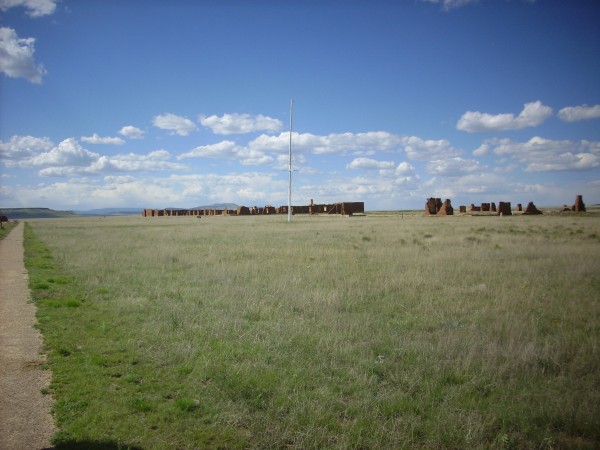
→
(24, 215, 600, 449)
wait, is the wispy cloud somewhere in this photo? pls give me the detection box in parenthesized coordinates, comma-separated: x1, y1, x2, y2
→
(178, 141, 239, 160)
(0, 27, 46, 83)
(456, 101, 552, 132)
(420, 0, 536, 10)
(153, 113, 197, 136)
(558, 104, 600, 122)
(419, 0, 479, 11)
(346, 157, 396, 170)
(81, 133, 126, 145)
(0, 0, 57, 17)
(200, 113, 283, 135)
(426, 157, 485, 176)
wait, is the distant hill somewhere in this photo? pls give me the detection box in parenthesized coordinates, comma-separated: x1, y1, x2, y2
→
(74, 208, 142, 216)
(0, 208, 76, 219)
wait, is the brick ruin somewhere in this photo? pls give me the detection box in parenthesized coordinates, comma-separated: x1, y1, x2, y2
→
(143, 200, 365, 218)
(523, 201, 542, 215)
(428, 199, 517, 216)
(497, 202, 512, 215)
(424, 198, 454, 216)
(424, 198, 442, 215)
(438, 199, 454, 215)
(426, 194, 595, 217)
(452, 195, 590, 216)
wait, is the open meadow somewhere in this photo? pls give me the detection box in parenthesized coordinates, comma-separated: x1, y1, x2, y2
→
(25, 212, 600, 449)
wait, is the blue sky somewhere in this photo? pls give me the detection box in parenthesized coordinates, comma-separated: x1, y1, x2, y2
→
(1, 0, 599, 211)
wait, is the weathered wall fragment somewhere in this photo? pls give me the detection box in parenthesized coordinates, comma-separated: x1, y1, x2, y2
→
(572, 195, 586, 212)
(438, 199, 454, 215)
(523, 201, 542, 215)
(497, 202, 512, 216)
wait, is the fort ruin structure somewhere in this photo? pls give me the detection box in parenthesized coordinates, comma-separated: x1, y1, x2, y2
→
(143, 200, 364, 218)
(431, 195, 588, 217)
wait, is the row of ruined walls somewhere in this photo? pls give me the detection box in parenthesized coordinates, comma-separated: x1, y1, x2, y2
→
(425, 195, 586, 216)
(143, 201, 365, 218)
(425, 199, 528, 216)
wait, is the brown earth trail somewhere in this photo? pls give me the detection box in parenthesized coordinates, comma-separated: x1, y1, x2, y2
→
(0, 222, 55, 449)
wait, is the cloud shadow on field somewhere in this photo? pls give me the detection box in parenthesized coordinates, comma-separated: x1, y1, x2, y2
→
(48, 440, 144, 450)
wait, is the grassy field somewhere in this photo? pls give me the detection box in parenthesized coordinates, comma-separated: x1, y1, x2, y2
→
(24, 213, 600, 449)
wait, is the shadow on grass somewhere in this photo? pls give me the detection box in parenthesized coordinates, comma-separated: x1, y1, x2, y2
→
(47, 441, 143, 450)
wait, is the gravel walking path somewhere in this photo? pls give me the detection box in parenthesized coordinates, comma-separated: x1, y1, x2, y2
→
(0, 222, 55, 449)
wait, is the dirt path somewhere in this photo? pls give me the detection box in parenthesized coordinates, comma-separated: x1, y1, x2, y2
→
(0, 222, 55, 450)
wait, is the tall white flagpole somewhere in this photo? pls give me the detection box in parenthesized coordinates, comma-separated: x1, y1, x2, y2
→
(288, 99, 293, 222)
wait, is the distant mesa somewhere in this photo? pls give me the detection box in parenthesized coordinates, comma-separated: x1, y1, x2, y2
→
(0, 208, 76, 219)
(75, 208, 142, 216)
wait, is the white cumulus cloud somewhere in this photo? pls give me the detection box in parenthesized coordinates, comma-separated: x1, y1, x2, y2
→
(153, 113, 197, 136)
(249, 131, 402, 156)
(347, 157, 396, 170)
(0, 0, 57, 17)
(395, 162, 415, 176)
(487, 136, 600, 172)
(178, 141, 239, 160)
(426, 157, 485, 176)
(0, 135, 53, 162)
(119, 126, 145, 139)
(3, 137, 186, 176)
(558, 104, 600, 122)
(0, 27, 46, 83)
(30, 138, 100, 167)
(456, 101, 553, 132)
(200, 113, 283, 135)
(402, 136, 462, 160)
(81, 133, 126, 145)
